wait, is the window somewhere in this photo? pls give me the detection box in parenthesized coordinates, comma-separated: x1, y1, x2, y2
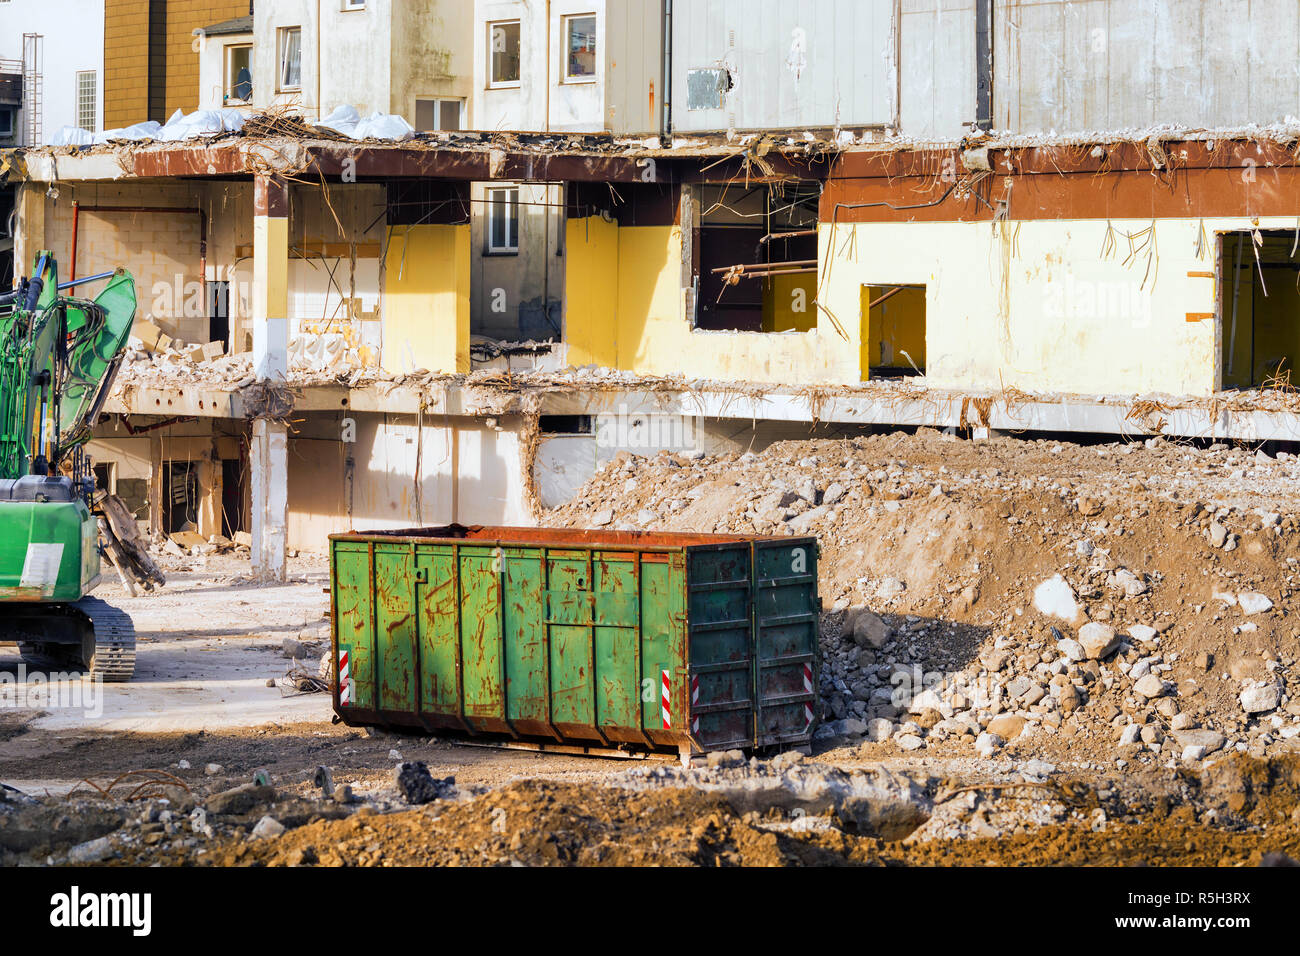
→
(563, 14, 596, 81)
(488, 20, 520, 87)
(224, 44, 252, 104)
(277, 26, 302, 91)
(486, 187, 519, 254)
(0, 108, 13, 137)
(75, 70, 96, 131)
(415, 98, 463, 132)
(342, 0, 365, 8)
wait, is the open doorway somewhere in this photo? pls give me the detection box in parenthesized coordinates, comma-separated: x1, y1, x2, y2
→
(694, 181, 819, 332)
(1220, 230, 1300, 389)
(861, 284, 926, 378)
(161, 461, 199, 533)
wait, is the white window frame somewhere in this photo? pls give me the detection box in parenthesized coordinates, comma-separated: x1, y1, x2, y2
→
(415, 97, 465, 132)
(75, 69, 96, 132)
(486, 186, 520, 255)
(224, 43, 252, 105)
(277, 26, 303, 92)
(561, 13, 597, 84)
(342, 0, 365, 9)
(487, 19, 521, 89)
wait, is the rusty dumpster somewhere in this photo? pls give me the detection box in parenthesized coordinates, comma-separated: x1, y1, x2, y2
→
(328, 525, 821, 757)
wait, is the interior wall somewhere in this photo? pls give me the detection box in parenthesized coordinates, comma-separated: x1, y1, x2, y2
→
(383, 222, 471, 374)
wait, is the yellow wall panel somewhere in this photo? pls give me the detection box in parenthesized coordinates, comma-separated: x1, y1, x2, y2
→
(383, 224, 471, 374)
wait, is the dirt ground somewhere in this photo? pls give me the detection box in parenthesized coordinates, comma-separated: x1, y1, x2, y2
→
(3, 428, 1300, 866)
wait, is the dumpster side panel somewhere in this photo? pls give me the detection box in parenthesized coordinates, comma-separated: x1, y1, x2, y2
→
(503, 549, 549, 735)
(686, 544, 755, 750)
(592, 553, 640, 738)
(374, 544, 417, 713)
(547, 552, 596, 737)
(638, 554, 682, 741)
(332, 541, 375, 713)
(459, 547, 506, 731)
(416, 546, 460, 721)
(753, 539, 821, 746)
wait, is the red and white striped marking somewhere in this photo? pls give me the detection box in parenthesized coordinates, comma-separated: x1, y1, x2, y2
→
(338, 649, 351, 705)
(661, 669, 672, 730)
(802, 662, 814, 727)
(691, 675, 700, 734)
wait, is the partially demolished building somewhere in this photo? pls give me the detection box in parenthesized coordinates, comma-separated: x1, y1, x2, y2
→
(4, 0, 1300, 579)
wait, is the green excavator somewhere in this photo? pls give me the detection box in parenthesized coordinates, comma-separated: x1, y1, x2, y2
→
(0, 252, 142, 681)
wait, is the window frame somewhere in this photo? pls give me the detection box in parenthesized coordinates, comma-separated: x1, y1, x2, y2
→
(561, 13, 598, 84)
(75, 69, 97, 132)
(277, 26, 303, 93)
(486, 19, 522, 89)
(223, 42, 253, 105)
(415, 97, 465, 132)
(342, 0, 365, 9)
(485, 186, 520, 255)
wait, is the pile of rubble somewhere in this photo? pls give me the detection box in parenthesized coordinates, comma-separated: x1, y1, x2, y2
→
(544, 429, 1300, 773)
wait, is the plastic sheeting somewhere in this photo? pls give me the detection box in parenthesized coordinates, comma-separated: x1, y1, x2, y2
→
(315, 105, 414, 142)
(49, 105, 416, 148)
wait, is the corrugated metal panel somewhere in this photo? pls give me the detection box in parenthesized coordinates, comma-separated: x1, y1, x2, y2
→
(995, 0, 1300, 133)
(671, 0, 894, 132)
(899, 0, 976, 140)
(604, 0, 663, 136)
(330, 525, 820, 757)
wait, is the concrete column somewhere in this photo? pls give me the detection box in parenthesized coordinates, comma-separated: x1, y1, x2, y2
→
(251, 176, 289, 580)
(14, 183, 45, 283)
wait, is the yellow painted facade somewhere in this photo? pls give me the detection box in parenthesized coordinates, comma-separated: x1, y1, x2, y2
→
(382, 224, 472, 374)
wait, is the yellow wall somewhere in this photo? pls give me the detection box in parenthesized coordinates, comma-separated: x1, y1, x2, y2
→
(862, 285, 927, 371)
(564, 217, 854, 384)
(383, 224, 471, 374)
(563, 213, 620, 367)
(762, 274, 818, 333)
(563, 214, 1293, 396)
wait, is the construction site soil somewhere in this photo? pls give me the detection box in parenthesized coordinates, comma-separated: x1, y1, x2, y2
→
(3, 429, 1300, 866)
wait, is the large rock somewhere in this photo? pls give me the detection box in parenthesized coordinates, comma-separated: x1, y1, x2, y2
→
(987, 714, 1027, 739)
(847, 609, 892, 650)
(1057, 638, 1085, 662)
(1173, 728, 1226, 754)
(1033, 575, 1082, 623)
(1078, 622, 1121, 660)
(1133, 673, 1168, 699)
(205, 783, 277, 816)
(1240, 683, 1282, 714)
(975, 732, 1004, 757)
(1238, 592, 1274, 615)
(393, 761, 456, 805)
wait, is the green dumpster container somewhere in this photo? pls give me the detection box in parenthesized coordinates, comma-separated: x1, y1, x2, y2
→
(329, 525, 821, 758)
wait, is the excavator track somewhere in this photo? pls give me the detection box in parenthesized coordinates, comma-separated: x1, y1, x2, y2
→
(71, 596, 136, 682)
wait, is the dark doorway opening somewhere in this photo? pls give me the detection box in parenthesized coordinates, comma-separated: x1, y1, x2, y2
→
(1220, 229, 1300, 389)
(208, 280, 230, 349)
(221, 457, 246, 539)
(161, 461, 198, 534)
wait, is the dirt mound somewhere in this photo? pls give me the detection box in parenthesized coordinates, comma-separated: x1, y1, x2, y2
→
(198, 780, 793, 867)
(544, 431, 1300, 773)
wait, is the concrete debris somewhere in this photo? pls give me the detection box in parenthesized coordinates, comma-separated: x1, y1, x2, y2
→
(392, 762, 456, 805)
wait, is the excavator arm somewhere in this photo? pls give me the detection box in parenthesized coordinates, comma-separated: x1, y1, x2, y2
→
(0, 253, 137, 480)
